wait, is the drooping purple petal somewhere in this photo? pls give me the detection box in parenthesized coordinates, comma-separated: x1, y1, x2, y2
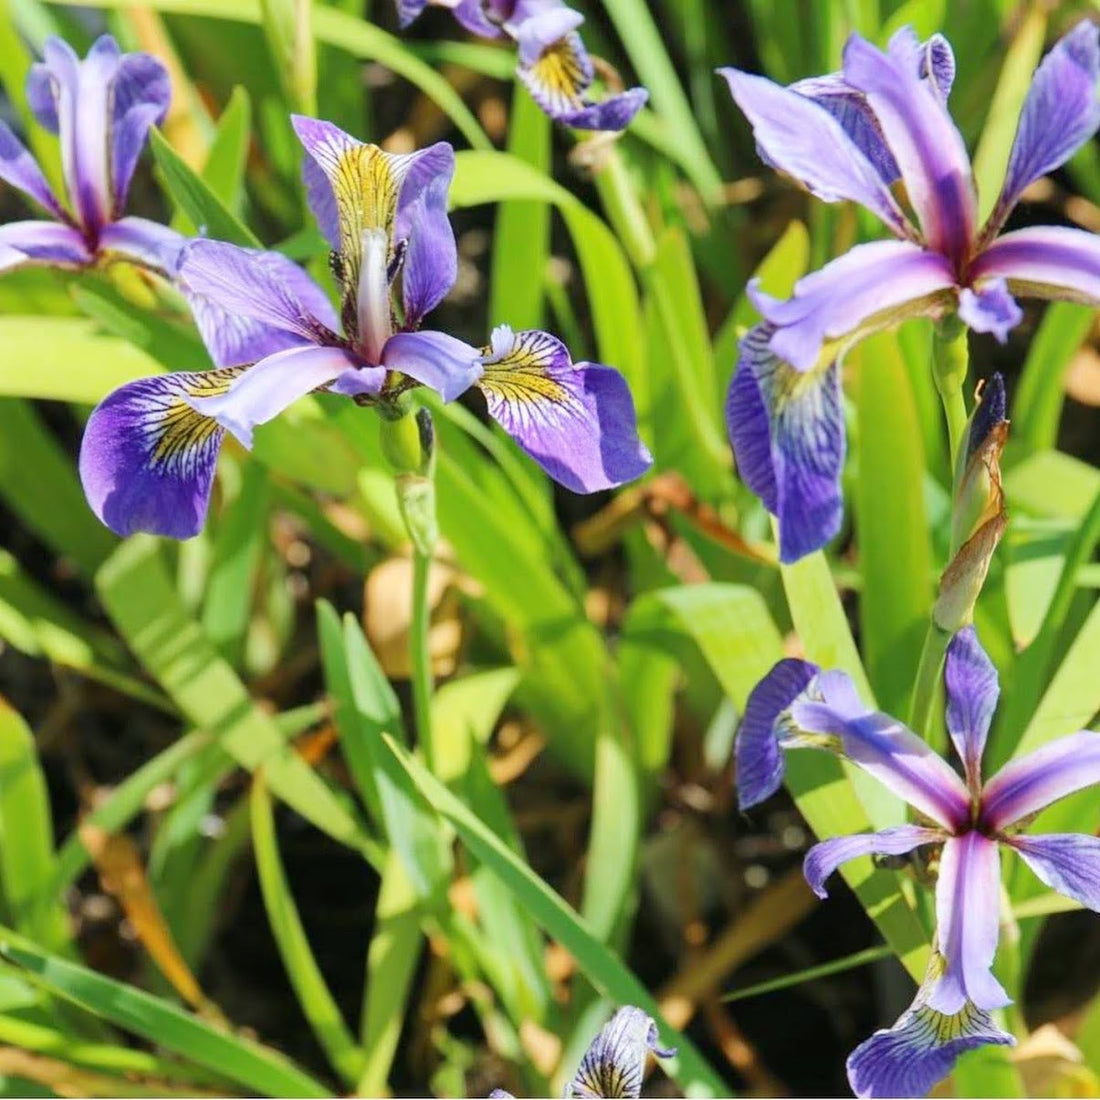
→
(929, 833, 1009, 1015)
(565, 1007, 674, 1099)
(475, 326, 652, 493)
(984, 21, 1100, 239)
(1007, 833, 1100, 912)
(847, 985, 1014, 1098)
(79, 367, 244, 538)
(0, 121, 66, 219)
(98, 216, 184, 273)
(843, 29, 977, 264)
(718, 67, 913, 239)
(553, 87, 649, 132)
(735, 657, 819, 810)
(944, 625, 999, 790)
(178, 239, 339, 367)
(969, 225, 1100, 308)
(726, 324, 845, 563)
(981, 730, 1100, 832)
(957, 278, 1023, 344)
(803, 824, 943, 899)
(0, 220, 91, 272)
(789, 692, 971, 831)
(380, 329, 481, 401)
(185, 345, 360, 448)
(750, 240, 956, 372)
(108, 49, 171, 214)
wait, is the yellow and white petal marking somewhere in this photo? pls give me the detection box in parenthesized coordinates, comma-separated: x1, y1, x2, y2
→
(478, 326, 574, 416)
(520, 31, 592, 116)
(147, 367, 245, 473)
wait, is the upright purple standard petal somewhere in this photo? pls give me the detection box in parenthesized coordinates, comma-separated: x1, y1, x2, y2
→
(735, 657, 819, 809)
(930, 833, 1009, 1014)
(726, 325, 845, 563)
(475, 326, 651, 493)
(957, 279, 1023, 344)
(0, 220, 91, 272)
(0, 122, 67, 219)
(80, 368, 244, 538)
(751, 239, 955, 372)
(943, 625, 999, 790)
(718, 67, 913, 239)
(984, 21, 1100, 239)
(380, 330, 482, 401)
(847, 986, 1014, 1098)
(980, 730, 1100, 831)
(969, 225, 1100, 308)
(1007, 833, 1100, 912)
(843, 29, 977, 265)
(565, 1007, 674, 1099)
(178, 240, 340, 367)
(803, 825, 943, 899)
(186, 345, 361, 448)
(107, 49, 171, 215)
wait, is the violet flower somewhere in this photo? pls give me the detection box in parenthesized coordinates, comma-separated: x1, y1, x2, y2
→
(78, 116, 650, 538)
(491, 1005, 675, 1098)
(397, 0, 647, 131)
(721, 22, 1100, 562)
(737, 627, 1100, 1098)
(0, 35, 181, 277)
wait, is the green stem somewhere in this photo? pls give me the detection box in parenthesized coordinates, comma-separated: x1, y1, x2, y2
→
(409, 543, 435, 774)
(908, 619, 951, 747)
(931, 319, 971, 481)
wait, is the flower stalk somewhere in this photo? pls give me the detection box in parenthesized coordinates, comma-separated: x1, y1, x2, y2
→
(931, 316, 970, 479)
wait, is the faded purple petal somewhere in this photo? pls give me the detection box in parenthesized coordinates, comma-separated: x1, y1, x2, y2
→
(790, 692, 971, 830)
(0, 121, 66, 218)
(970, 225, 1100, 308)
(803, 825, 943, 899)
(98, 216, 184, 273)
(985, 21, 1100, 238)
(751, 240, 955, 372)
(328, 367, 387, 398)
(554, 88, 648, 132)
(929, 833, 1009, 1015)
(108, 49, 171, 213)
(1008, 833, 1100, 912)
(452, 0, 508, 37)
(566, 1006, 674, 1099)
(735, 657, 819, 810)
(726, 324, 845, 563)
(0, 220, 90, 271)
(719, 67, 913, 238)
(186, 345, 360, 448)
(380, 329, 482, 401)
(843, 29, 976, 264)
(476, 326, 651, 493)
(981, 730, 1100, 831)
(179, 239, 339, 367)
(80, 368, 243, 538)
(847, 986, 1014, 1098)
(944, 625, 999, 788)
(957, 278, 1022, 343)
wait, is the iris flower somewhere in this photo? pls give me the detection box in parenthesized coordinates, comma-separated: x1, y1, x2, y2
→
(737, 626, 1100, 1098)
(78, 116, 650, 538)
(396, 0, 647, 130)
(0, 35, 181, 276)
(491, 1005, 675, 1097)
(721, 22, 1100, 562)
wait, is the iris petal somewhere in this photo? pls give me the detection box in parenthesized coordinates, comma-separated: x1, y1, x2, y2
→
(957, 279, 1022, 344)
(79, 367, 243, 538)
(0, 220, 90, 272)
(943, 625, 999, 789)
(803, 825, 943, 899)
(476, 325, 651, 493)
(566, 1007, 674, 1099)
(0, 121, 66, 219)
(1008, 833, 1100, 913)
(969, 225, 1100, 308)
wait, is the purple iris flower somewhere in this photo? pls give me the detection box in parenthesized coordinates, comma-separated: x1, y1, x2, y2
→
(721, 22, 1100, 562)
(78, 115, 650, 539)
(0, 35, 181, 277)
(490, 1005, 675, 1098)
(396, 0, 648, 131)
(737, 627, 1100, 1097)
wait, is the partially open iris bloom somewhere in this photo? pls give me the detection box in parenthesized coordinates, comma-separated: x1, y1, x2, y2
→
(0, 35, 181, 276)
(737, 627, 1100, 1097)
(721, 21, 1100, 562)
(491, 1006, 675, 1098)
(397, 0, 647, 131)
(78, 115, 650, 538)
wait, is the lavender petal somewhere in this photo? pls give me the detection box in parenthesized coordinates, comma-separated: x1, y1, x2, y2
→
(0, 220, 91, 272)
(943, 625, 999, 789)
(380, 329, 481, 401)
(970, 225, 1100, 308)
(108, 49, 171, 214)
(957, 278, 1023, 344)
(566, 1007, 674, 1099)
(0, 121, 66, 219)
(98, 216, 184, 273)
(803, 825, 943, 899)
(1008, 833, 1100, 912)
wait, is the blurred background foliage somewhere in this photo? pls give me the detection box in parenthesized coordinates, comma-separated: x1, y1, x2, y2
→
(0, 0, 1098, 1095)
